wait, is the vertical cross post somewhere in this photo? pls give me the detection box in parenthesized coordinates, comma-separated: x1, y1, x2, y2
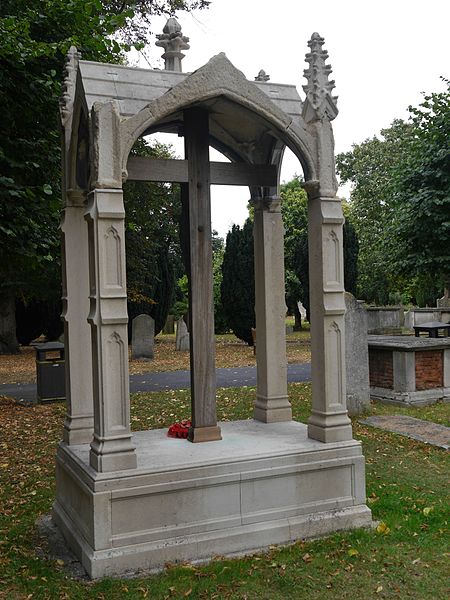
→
(184, 108, 221, 442)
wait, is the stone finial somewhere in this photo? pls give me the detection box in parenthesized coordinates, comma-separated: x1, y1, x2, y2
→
(155, 17, 190, 72)
(302, 32, 338, 123)
(59, 46, 81, 125)
(255, 69, 270, 82)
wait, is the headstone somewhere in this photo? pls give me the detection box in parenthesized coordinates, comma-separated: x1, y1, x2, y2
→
(437, 295, 450, 309)
(345, 293, 370, 415)
(286, 325, 294, 335)
(297, 301, 307, 321)
(175, 317, 190, 351)
(131, 314, 155, 360)
(163, 314, 175, 334)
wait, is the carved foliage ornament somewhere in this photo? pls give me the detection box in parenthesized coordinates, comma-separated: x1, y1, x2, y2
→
(60, 46, 81, 125)
(302, 32, 338, 123)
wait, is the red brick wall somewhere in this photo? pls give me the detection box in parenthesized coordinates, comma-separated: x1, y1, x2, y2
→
(415, 351, 443, 390)
(369, 349, 393, 388)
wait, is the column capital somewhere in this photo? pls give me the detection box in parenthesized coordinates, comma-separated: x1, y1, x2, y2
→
(65, 188, 86, 208)
(250, 195, 281, 213)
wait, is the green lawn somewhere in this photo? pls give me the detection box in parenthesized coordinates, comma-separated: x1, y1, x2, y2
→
(0, 385, 448, 599)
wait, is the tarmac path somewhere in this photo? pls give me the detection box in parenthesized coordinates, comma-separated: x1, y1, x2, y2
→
(0, 363, 311, 403)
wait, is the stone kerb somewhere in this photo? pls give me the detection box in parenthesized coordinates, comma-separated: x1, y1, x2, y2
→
(344, 293, 370, 415)
(131, 314, 155, 360)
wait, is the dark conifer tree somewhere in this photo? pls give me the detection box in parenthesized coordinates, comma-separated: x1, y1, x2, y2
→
(221, 219, 255, 345)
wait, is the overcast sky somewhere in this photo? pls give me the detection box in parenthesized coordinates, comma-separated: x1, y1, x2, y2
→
(131, 0, 449, 238)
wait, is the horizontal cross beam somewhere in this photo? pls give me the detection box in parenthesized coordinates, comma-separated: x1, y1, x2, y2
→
(126, 157, 278, 187)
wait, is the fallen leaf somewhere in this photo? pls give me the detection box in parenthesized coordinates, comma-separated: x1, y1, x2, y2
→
(376, 585, 383, 593)
(348, 548, 359, 557)
(376, 522, 390, 535)
(423, 507, 433, 516)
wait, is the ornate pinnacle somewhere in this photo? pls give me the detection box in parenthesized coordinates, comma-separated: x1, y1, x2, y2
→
(255, 69, 270, 82)
(59, 46, 81, 125)
(302, 32, 338, 122)
(155, 17, 190, 72)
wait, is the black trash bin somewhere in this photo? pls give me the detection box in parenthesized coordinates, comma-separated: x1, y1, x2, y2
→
(35, 342, 66, 403)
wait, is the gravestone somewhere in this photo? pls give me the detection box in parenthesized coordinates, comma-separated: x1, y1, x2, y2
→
(345, 293, 370, 415)
(163, 314, 175, 334)
(437, 295, 450, 309)
(131, 314, 155, 360)
(175, 317, 190, 351)
(297, 301, 307, 320)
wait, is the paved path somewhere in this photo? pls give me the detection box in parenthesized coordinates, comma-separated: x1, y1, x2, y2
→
(0, 363, 311, 403)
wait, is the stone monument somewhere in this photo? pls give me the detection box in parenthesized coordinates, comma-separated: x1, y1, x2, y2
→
(344, 293, 370, 415)
(131, 314, 155, 360)
(53, 23, 372, 578)
(175, 317, 190, 351)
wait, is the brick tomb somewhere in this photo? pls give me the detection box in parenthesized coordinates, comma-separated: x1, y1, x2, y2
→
(368, 335, 450, 406)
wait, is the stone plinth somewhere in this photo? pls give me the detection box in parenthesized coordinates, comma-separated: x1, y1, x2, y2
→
(368, 335, 450, 406)
(53, 420, 371, 579)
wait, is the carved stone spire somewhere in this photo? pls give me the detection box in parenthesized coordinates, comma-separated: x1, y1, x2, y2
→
(255, 69, 270, 82)
(59, 46, 81, 126)
(302, 32, 338, 123)
(156, 17, 190, 72)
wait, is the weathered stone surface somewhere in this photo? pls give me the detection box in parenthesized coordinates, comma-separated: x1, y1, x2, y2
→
(53, 420, 372, 579)
(437, 295, 450, 309)
(366, 306, 404, 334)
(361, 415, 449, 450)
(163, 314, 175, 334)
(131, 314, 155, 360)
(404, 308, 450, 329)
(175, 318, 189, 351)
(345, 293, 370, 415)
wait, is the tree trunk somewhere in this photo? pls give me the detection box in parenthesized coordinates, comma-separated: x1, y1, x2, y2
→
(293, 302, 302, 331)
(0, 289, 19, 354)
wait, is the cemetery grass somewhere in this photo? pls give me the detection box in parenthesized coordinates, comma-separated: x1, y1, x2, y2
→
(0, 388, 449, 599)
(0, 331, 311, 384)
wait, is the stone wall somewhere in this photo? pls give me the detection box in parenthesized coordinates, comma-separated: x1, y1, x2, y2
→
(366, 307, 403, 334)
(404, 308, 450, 329)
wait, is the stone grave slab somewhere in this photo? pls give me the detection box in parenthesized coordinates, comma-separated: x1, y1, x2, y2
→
(360, 415, 449, 449)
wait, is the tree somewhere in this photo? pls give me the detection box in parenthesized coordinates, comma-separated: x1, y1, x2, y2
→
(337, 81, 450, 305)
(280, 177, 308, 326)
(336, 120, 412, 304)
(221, 219, 255, 345)
(281, 176, 360, 319)
(124, 140, 182, 337)
(386, 81, 450, 297)
(0, 0, 208, 353)
(211, 232, 228, 334)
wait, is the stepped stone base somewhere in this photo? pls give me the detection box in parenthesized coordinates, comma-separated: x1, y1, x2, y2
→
(53, 420, 372, 579)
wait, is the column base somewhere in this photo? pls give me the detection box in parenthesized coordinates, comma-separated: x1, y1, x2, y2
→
(253, 395, 292, 423)
(63, 414, 94, 445)
(308, 410, 353, 443)
(89, 436, 137, 472)
(188, 425, 222, 443)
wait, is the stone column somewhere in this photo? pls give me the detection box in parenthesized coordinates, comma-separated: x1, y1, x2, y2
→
(252, 196, 292, 422)
(306, 185, 353, 442)
(184, 107, 221, 442)
(85, 188, 137, 471)
(60, 189, 94, 444)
